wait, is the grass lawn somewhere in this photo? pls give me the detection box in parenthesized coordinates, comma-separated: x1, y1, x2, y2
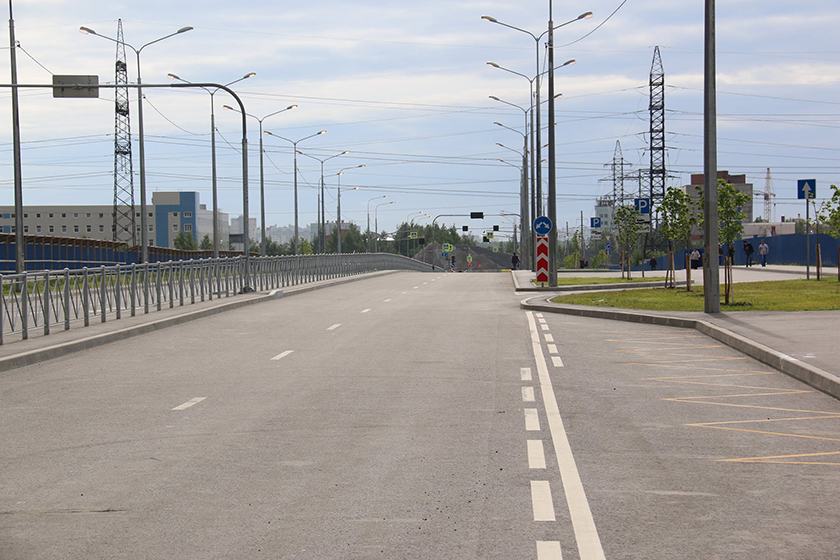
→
(551, 279, 840, 312)
(534, 276, 667, 286)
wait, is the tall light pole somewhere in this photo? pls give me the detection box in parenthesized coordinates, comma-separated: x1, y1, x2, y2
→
(297, 150, 348, 253)
(81, 23, 193, 264)
(263, 129, 325, 254)
(9, 0, 23, 273)
(703, 0, 721, 313)
(167, 72, 256, 258)
(366, 195, 388, 252)
(336, 165, 364, 253)
(223, 103, 298, 255)
(375, 200, 396, 252)
(493, 105, 531, 270)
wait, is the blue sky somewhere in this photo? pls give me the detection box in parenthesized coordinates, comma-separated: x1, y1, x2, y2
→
(2, 0, 839, 239)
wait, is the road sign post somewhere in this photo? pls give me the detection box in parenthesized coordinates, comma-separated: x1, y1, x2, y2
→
(536, 236, 549, 283)
(798, 179, 816, 279)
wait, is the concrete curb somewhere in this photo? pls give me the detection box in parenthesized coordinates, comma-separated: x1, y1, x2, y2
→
(0, 270, 400, 373)
(520, 295, 840, 401)
(510, 270, 689, 292)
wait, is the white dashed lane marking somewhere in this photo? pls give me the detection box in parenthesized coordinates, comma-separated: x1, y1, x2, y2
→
(384, 299, 392, 302)
(547, 344, 558, 354)
(271, 350, 294, 361)
(552, 356, 564, 368)
(521, 367, 533, 381)
(327, 324, 341, 331)
(537, 541, 563, 560)
(545, 334, 554, 343)
(525, 408, 541, 431)
(522, 386, 536, 402)
(172, 397, 206, 411)
(531, 481, 556, 521)
(528, 440, 547, 469)
(361, 309, 371, 314)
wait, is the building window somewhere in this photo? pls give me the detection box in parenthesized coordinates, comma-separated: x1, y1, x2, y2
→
(86, 225, 92, 233)
(23, 213, 28, 218)
(149, 225, 154, 232)
(99, 225, 104, 233)
(49, 213, 54, 218)
(23, 226, 28, 233)
(148, 212, 153, 218)
(49, 225, 54, 233)
(184, 211, 192, 218)
(73, 213, 79, 218)
(86, 213, 91, 218)
(136, 226, 141, 232)
(36, 213, 41, 218)
(172, 212, 179, 218)
(99, 213, 104, 219)
(73, 225, 79, 233)
(61, 225, 67, 233)
(184, 224, 192, 232)
(135, 212, 140, 218)
(172, 224, 178, 232)
(36, 225, 42, 233)
(61, 213, 66, 218)
(10, 226, 15, 233)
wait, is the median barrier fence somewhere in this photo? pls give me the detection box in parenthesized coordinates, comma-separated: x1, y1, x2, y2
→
(0, 253, 434, 344)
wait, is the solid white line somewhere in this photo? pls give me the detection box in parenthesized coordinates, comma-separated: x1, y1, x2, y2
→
(541, 324, 550, 331)
(522, 386, 536, 402)
(361, 309, 371, 314)
(525, 408, 541, 431)
(545, 334, 554, 343)
(552, 356, 565, 368)
(527, 311, 605, 559)
(537, 541, 563, 560)
(548, 344, 558, 354)
(531, 481, 556, 521)
(528, 440, 547, 469)
(271, 350, 294, 361)
(327, 324, 341, 331)
(172, 397, 206, 411)
(521, 367, 533, 381)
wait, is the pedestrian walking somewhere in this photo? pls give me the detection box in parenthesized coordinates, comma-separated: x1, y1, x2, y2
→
(690, 248, 701, 269)
(758, 239, 769, 267)
(650, 257, 657, 271)
(511, 253, 520, 270)
(743, 240, 754, 267)
(718, 244, 724, 266)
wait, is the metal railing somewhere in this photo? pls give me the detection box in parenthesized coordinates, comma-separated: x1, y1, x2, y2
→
(0, 253, 434, 345)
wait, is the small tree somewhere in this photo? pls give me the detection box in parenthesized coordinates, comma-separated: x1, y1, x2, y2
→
(173, 231, 197, 251)
(199, 234, 213, 251)
(696, 179, 750, 304)
(817, 184, 840, 281)
(659, 186, 696, 288)
(613, 205, 645, 278)
(298, 238, 314, 255)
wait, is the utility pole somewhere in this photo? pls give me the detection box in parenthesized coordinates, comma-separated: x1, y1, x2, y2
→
(546, 2, 558, 287)
(703, 0, 720, 313)
(9, 0, 24, 273)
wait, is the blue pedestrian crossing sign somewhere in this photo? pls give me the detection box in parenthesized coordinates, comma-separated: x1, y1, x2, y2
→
(797, 179, 816, 200)
(533, 216, 552, 235)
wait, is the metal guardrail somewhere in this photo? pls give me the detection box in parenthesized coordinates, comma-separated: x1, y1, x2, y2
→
(0, 253, 434, 345)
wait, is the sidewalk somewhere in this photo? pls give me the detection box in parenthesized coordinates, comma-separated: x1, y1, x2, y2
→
(514, 269, 840, 400)
(0, 270, 399, 374)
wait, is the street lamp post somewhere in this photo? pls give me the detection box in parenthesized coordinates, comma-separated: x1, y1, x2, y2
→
(366, 195, 389, 252)
(168, 72, 257, 258)
(375, 201, 395, 252)
(263, 129, 326, 254)
(81, 24, 193, 264)
(297, 150, 349, 253)
(336, 165, 364, 253)
(223, 104, 298, 255)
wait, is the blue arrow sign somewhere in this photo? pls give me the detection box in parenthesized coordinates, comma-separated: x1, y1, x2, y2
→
(590, 217, 602, 229)
(798, 179, 816, 200)
(533, 216, 553, 236)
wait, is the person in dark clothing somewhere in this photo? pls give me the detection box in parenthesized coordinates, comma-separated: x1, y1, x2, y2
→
(743, 240, 754, 267)
(511, 253, 520, 270)
(649, 257, 657, 271)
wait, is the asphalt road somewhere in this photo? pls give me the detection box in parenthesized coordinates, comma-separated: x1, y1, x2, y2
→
(3, 272, 840, 559)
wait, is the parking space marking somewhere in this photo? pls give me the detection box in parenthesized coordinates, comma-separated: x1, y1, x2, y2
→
(172, 397, 206, 411)
(528, 440, 547, 469)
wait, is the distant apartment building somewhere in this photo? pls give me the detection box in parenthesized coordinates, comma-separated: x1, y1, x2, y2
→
(0, 191, 229, 249)
(687, 171, 754, 240)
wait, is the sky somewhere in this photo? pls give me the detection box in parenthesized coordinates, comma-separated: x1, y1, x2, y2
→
(1, 0, 839, 241)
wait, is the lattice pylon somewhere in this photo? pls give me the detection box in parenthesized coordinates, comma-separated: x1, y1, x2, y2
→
(649, 46, 666, 207)
(113, 19, 136, 245)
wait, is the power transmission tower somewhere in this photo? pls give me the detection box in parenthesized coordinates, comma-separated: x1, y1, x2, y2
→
(113, 19, 136, 245)
(754, 167, 775, 222)
(649, 46, 666, 206)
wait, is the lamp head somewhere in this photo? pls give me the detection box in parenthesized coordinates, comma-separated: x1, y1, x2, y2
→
(489, 95, 500, 101)
(341, 150, 350, 155)
(481, 16, 498, 23)
(244, 72, 256, 79)
(563, 59, 576, 67)
(167, 73, 180, 80)
(486, 62, 500, 68)
(79, 26, 96, 35)
(177, 26, 194, 34)
(317, 130, 326, 135)
(579, 12, 594, 20)
(357, 164, 366, 168)
(287, 104, 298, 110)
(223, 105, 235, 111)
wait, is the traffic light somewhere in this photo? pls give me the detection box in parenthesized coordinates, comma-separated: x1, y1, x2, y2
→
(493, 225, 499, 231)
(483, 236, 489, 243)
(451, 255, 456, 264)
(418, 237, 425, 246)
(470, 212, 484, 219)
(462, 226, 469, 232)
